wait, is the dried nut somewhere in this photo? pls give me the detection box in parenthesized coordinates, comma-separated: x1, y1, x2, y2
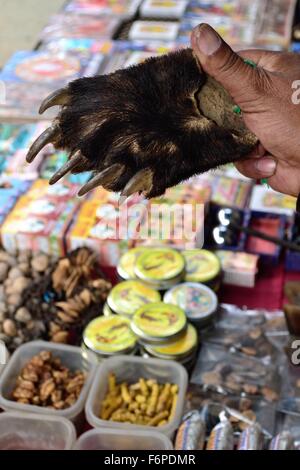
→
(243, 384, 258, 395)
(241, 347, 257, 356)
(3, 319, 17, 337)
(31, 254, 49, 273)
(15, 307, 32, 323)
(52, 331, 69, 343)
(8, 267, 22, 280)
(7, 294, 22, 307)
(201, 371, 221, 386)
(0, 262, 8, 282)
(57, 311, 75, 323)
(261, 387, 279, 402)
(18, 262, 30, 275)
(249, 328, 262, 340)
(11, 277, 30, 294)
(40, 379, 56, 401)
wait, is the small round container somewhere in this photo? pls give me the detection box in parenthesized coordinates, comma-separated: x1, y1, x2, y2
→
(117, 247, 148, 280)
(183, 249, 221, 291)
(134, 247, 185, 290)
(107, 280, 161, 318)
(83, 315, 137, 358)
(164, 282, 218, 328)
(131, 302, 187, 345)
(143, 323, 198, 361)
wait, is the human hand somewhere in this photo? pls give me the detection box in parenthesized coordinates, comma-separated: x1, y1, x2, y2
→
(191, 23, 300, 198)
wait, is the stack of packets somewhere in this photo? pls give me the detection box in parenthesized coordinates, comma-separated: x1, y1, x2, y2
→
(250, 185, 297, 218)
(216, 250, 259, 288)
(92, 40, 178, 74)
(1, 179, 81, 256)
(0, 48, 104, 120)
(177, 0, 295, 50)
(197, 173, 254, 209)
(139, 0, 189, 19)
(65, 187, 146, 266)
(64, 0, 142, 18)
(39, 13, 121, 42)
(0, 122, 50, 179)
(0, 177, 31, 228)
(135, 180, 211, 250)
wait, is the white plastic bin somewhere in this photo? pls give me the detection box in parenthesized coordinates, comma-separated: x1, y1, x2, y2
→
(74, 428, 173, 450)
(0, 342, 9, 378)
(85, 355, 188, 438)
(0, 340, 96, 423)
(0, 411, 76, 450)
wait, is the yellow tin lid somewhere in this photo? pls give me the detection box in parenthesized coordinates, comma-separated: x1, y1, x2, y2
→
(135, 248, 185, 282)
(147, 323, 198, 359)
(117, 247, 147, 280)
(183, 249, 221, 283)
(83, 315, 137, 355)
(107, 280, 161, 318)
(131, 302, 187, 341)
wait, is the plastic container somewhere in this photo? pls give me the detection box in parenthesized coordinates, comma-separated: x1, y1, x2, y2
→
(131, 302, 187, 344)
(0, 341, 96, 424)
(83, 315, 137, 357)
(0, 342, 9, 377)
(74, 428, 173, 450)
(0, 411, 76, 450)
(85, 355, 188, 438)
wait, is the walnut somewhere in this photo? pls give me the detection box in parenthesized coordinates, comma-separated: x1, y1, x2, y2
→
(11, 350, 86, 409)
(40, 378, 56, 401)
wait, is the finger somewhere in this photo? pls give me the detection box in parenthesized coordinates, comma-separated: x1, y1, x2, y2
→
(235, 156, 277, 180)
(191, 24, 266, 102)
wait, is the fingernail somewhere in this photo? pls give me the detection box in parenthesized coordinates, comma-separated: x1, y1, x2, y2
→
(192, 24, 222, 56)
(255, 157, 277, 175)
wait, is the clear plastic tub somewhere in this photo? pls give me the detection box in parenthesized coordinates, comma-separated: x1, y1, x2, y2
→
(0, 342, 9, 378)
(85, 355, 188, 438)
(74, 428, 173, 450)
(0, 411, 76, 450)
(0, 340, 96, 424)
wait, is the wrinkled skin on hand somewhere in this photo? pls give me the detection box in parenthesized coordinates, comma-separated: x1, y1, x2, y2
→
(26, 48, 257, 198)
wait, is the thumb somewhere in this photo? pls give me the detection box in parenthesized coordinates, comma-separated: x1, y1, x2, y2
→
(191, 24, 259, 102)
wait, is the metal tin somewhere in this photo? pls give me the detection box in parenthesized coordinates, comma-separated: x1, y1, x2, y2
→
(83, 315, 137, 356)
(144, 323, 198, 361)
(117, 246, 147, 280)
(134, 247, 185, 284)
(107, 280, 161, 318)
(103, 302, 115, 317)
(183, 249, 221, 284)
(131, 302, 187, 344)
(163, 282, 218, 327)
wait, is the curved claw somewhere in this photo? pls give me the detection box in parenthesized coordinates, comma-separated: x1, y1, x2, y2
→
(49, 150, 84, 185)
(121, 168, 154, 198)
(78, 164, 125, 197)
(26, 124, 60, 163)
(39, 87, 69, 115)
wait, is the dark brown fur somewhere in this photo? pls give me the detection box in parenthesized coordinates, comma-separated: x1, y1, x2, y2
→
(33, 48, 258, 197)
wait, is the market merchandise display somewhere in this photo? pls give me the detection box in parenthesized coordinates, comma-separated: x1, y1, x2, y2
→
(99, 373, 179, 426)
(11, 350, 86, 409)
(0, 0, 300, 453)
